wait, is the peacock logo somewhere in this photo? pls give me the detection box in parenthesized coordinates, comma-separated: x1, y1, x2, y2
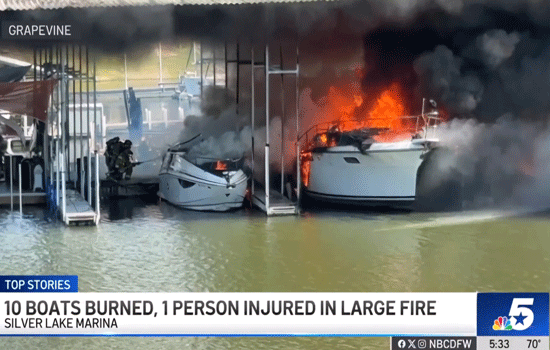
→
(493, 316, 513, 330)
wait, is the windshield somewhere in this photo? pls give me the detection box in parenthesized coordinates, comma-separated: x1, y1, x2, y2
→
(10, 140, 25, 153)
(164, 152, 244, 175)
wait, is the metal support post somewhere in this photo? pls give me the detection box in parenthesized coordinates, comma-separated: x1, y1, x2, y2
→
(225, 42, 228, 89)
(9, 156, 13, 211)
(279, 47, 285, 197)
(61, 152, 66, 223)
(264, 44, 270, 212)
(200, 41, 203, 98)
(213, 43, 216, 86)
(80, 45, 84, 196)
(87, 48, 92, 204)
(159, 43, 163, 86)
(251, 46, 255, 197)
(18, 163, 22, 214)
(296, 45, 301, 202)
(94, 59, 99, 220)
(95, 150, 100, 224)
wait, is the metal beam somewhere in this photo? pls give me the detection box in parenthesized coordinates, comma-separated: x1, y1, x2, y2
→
(268, 70, 299, 75)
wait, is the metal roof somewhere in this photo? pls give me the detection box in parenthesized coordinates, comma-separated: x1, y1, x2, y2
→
(0, 0, 330, 10)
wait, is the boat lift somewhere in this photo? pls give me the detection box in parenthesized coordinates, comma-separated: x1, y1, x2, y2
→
(39, 45, 100, 225)
(227, 43, 300, 216)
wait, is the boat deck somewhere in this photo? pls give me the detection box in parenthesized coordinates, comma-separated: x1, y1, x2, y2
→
(0, 182, 46, 206)
(252, 185, 299, 216)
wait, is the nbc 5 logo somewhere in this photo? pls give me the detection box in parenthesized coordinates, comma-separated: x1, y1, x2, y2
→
(478, 292, 549, 337)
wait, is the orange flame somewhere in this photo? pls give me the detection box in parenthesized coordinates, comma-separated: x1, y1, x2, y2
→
(308, 82, 413, 149)
(367, 84, 406, 130)
(301, 81, 420, 187)
(300, 152, 313, 187)
(215, 161, 227, 171)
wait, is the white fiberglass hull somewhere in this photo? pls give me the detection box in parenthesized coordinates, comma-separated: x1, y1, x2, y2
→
(304, 140, 428, 206)
(158, 159, 248, 211)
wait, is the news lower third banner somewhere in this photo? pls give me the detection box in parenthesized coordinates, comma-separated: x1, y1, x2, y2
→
(1, 292, 475, 336)
(0, 277, 548, 344)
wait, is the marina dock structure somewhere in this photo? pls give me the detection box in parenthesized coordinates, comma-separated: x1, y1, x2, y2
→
(39, 45, 100, 225)
(226, 42, 301, 216)
(2, 39, 304, 220)
(99, 41, 303, 216)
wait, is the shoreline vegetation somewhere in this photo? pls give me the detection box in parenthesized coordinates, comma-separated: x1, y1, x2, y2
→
(2, 42, 196, 90)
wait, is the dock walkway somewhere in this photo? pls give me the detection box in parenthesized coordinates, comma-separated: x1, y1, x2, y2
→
(0, 182, 46, 206)
(252, 185, 299, 216)
(61, 189, 97, 225)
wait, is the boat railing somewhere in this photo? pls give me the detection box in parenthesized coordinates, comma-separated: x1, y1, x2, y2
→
(298, 113, 441, 151)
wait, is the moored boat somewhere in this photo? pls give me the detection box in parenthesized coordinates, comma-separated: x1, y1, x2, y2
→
(158, 139, 248, 211)
(301, 108, 440, 208)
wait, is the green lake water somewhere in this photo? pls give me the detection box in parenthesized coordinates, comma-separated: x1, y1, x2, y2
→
(1, 199, 549, 349)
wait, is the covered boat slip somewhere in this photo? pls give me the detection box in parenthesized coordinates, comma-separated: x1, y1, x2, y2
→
(9, 45, 102, 226)
(247, 44, 301, 216)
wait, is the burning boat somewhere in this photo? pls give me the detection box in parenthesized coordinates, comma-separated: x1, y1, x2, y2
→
(158, 136, 248, 211)
(300, 93, 441, 208)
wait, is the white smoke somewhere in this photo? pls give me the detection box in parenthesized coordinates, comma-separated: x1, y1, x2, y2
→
(178, 86, 297, 180)
(178, 86, 248, 160)
(421, 117, 550, 208)
(477, 29, 521, 69)
(186, 127, 251, 161)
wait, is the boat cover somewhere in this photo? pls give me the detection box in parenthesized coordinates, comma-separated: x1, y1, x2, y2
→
(0, 80, 57, 122)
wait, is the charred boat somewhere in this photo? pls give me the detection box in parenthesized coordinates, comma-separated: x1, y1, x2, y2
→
(301, 110, 440, 208)
(158, 138, 248, 211)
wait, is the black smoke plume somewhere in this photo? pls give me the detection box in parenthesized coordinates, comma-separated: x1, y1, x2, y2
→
(5, 1, 550, 208)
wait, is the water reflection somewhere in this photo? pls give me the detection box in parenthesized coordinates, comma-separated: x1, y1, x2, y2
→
(104, 194, 155, 221)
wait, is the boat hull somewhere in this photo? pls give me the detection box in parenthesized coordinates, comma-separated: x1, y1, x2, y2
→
(304, 145, 426, 207)
(158, 172, 247, 211)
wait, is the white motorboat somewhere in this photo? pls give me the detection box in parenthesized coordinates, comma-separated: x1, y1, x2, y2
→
(158, 139, 248, 211)
(301, 110, 440, 208)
